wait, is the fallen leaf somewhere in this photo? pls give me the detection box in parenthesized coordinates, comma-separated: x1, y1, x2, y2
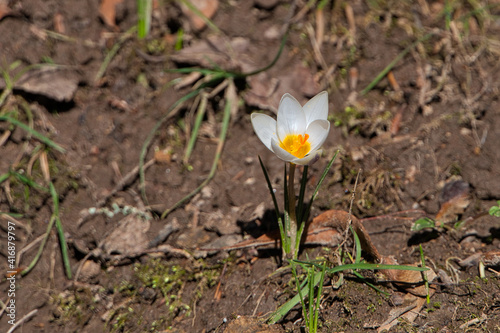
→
(376, 256, 437, 332)
(458, 250, 500, 268)
(244, 65, 320, 113)
(170, 36, 255, 73)
(201, 210, 381, 262)
(379, 255, 437, 297)
(78, 260, 101, 283)
(376, 296, 429, 332)
(14, 66, 79, 102)
(180, 0, 219, 32)
(436, 180, 470, 223)
(99, 0, 123, 29)
(0, 0, 11, 21)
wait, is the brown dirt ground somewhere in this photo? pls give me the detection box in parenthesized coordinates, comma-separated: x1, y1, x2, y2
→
(1, 0, 500, 332)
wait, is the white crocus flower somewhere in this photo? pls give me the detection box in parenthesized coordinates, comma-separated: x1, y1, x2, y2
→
(251, 91, 330, 165)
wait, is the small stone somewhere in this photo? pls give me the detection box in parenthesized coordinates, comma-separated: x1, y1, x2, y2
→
(79, 260, 101, 283)
(101, 214, 150, 255)
(422, 104, 433, 116)
(244, 177, 256, 186)
(264, 25, 280, 39)
(460, 127, 472, 136)
(201, 186, 213, 199)
(176, 227, 212, 249)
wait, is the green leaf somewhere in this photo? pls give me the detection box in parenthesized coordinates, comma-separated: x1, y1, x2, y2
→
(489, 201, 500, 217)
(137, 0, 152, 39)
(411, 217, 436, 231)
(267, 262, 428, 324)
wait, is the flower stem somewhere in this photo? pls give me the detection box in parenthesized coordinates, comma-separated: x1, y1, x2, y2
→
(287, 162, 297, 260)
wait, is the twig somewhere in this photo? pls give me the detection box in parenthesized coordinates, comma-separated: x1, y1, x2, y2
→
(458, 313, 488, 329)
(377, 304, 417, 329)
(214, 262, 227, 301)
(94, 26, 136, 83)
(306, 23, 328, 70)
(17, 234, 45, 269)
(252, 289, 267, 316)
(343, 169, 361, 244)
(0, 297, 10, 317)
(6, 309, 38, 333)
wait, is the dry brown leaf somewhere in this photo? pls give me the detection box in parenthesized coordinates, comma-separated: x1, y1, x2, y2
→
(170, 36, 254, 73)
(377, 296, 428, 332)
(201, 210, 380, 262)
(459, 250, 500, 268)
(380, 255, 437, 297)
(0, 0, 11, 21)
(99, 0, 123, 29)
(244, 65, 320, 113)
(376, 257, 437, 332)
(180, 0, 219, 32)
(436, 180, 470, 223)
(15, 66, 79, 102)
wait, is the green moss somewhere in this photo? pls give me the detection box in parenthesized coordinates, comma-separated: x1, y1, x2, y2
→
(133, 258, 222, 326)
(51, 289, 94, 325)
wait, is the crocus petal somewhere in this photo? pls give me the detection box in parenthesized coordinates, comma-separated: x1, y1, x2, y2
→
(251, 113, 278, 151)
(276, 93, 306, 142)
(305, 119, 330, 152)
(291, 149, 322, 165)
(303, 91, 328, 124)
(271, 138, 296, 163)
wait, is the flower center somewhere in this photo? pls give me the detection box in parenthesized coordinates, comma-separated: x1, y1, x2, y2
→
(280, 134, 311, 159)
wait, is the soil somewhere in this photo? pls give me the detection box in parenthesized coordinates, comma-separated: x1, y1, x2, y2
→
(1, 0, 500, 332)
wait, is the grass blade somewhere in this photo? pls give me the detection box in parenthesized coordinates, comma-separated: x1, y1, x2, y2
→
(419, 244, 430, 303)
(10, 171, 49, 193)
(161, 79, 234, 218)
(95, 26, 136, 83)
(183, 93, 207, 164)
(137, 0, 152, 39)
(360, 33, 433, 95)
(139, 87, 204, 203)
(50, 182, 72, 279)
(21, 214, 56, 276)
(0, 115, 65, 153)
(267, 262, 428, 324)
